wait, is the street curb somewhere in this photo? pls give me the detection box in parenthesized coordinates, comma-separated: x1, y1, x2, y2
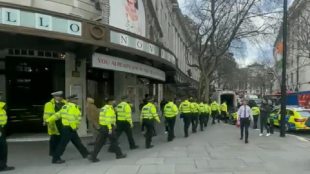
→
(253, 127, 310, 142)
(7, 134, 92, 143)
(287, 134, 310, 142)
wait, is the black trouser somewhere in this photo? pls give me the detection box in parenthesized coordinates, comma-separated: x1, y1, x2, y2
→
(91, 126, 123, 159)
(49, 135, 61, 156)
(53, 126, 89, 162)
(164, 116, 169, 132)
(182, 113, 191, 137)
(165, 117, 176, 141)
(204, 114, 209, 127)
(116, 121, 136, 148)
(199, 113, 206, 131)
(253, 115, 259, 129)
(141, 121, 157, 136)
(142, 119, 155, 148)
(240, 118, 250, 142)
(49, 120, 62, 156)
(269, 119, 274, 134)
(191, 113, 199, 132)
(211, 111, 218, 124)
(260, 116, 270, 134)
(0, 128, 8, 169)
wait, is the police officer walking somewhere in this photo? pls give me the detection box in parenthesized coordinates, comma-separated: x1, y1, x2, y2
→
(141, 97, 160, 148)
(163, 99, 179, 141)
(43, 91, 66, 157)
(204, 101, 211, 127)
(179, 97, 191, 137)
(251, 103, 260, 129)
(115, 96, 139, 150)
(47, 95, 89, 164)
(190, 98, 199, 133)
(220, 102, 228, 123)
(0, 96, 14, 172)
(89, 97, 126, 162)
(198, 101, 206, 131)
(211, 101, 220, 124)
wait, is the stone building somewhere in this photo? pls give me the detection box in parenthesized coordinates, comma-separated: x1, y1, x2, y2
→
(0, 0, 199, 136)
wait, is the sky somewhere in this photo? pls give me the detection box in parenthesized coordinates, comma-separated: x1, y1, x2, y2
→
(177, 0, 295, 67)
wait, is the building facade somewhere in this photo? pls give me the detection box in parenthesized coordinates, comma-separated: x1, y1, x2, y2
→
(0, 0, 199, 136)
(274, 0, 310, 93)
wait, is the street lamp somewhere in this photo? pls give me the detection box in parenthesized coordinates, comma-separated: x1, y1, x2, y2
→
(280, 0, 288, 137)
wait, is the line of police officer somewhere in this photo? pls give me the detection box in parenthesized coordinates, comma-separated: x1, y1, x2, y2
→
(0, 91, 227, 170)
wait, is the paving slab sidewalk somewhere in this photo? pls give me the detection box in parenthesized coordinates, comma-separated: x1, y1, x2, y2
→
(3, 120, 310, 174)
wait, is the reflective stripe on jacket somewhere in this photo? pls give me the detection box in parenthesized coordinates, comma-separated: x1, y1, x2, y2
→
(140, 102, 160, 122)
(164, 102, 179, 118)
(251, 107, 260, 116)
(47, 102, 81, 130)
(43, 99, 67, 135)
(190, 102, 199, 113)
(179, 100, 191, 113)
(99, 104, 116, 131)
(211, 102, 220, 113)
(116, 102, 132, 125)
(198, 103, 206, 113)
(221, 103, 228, 113)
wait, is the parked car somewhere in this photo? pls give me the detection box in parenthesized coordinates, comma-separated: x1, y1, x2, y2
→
(269, 106, 310, 131)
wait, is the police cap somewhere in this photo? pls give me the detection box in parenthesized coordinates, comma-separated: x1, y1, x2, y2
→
(51, 91, 63, 96)
(67, 94, 78, 100)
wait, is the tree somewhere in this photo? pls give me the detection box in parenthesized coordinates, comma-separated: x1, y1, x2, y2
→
(184, 0, 282, 101)
(215, 53, 240, 90)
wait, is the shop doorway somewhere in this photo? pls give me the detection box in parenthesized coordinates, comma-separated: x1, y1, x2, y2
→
(5, 57, 65, 135)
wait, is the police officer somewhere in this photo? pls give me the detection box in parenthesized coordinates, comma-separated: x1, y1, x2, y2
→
(163, 99, 179, 141)
(0, 95, 14, 172)
(43, 91, 66, 157)
(89, 97, 126, 162)
(251, 104, 260, 129)
(141, 96, 160, 148)
(211, 101, 220, 124)
(204, 101, 211, 127)
(220, 102, 228, 123)
(179, 97, 191, 137)
(198, 101, 206, 131)
(115, 96, 138, 150)
(190, 98, 199, 133)
(47, 95, 89, 164)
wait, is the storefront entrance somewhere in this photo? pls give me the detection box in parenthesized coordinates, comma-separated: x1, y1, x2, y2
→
(4, 56, 65, 135)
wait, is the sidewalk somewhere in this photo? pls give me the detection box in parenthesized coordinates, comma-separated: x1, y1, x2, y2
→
(4, 119, 310, 174)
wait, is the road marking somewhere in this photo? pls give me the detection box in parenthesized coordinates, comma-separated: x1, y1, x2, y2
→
(287, 134, 310, 142)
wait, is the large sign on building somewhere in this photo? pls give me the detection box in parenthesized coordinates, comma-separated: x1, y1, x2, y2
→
(110, 0, 146, 37)
(0, 7, 82, 36)
(92, 53, 166, 81)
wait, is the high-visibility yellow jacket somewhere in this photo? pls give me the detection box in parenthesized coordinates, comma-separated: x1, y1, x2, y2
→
(141, 102, 160, 123)
(179, 100, 191, 114)
(164, 102, 179, 118)
(198, 103, 206, 113)
(47, 102, 81, 130)
(99, 104, 116, 131)
(116, 101, 132, 126)
(205, 104, 211, 115)
(0, 102, 8, 127)
(190, 102, 199, 113)
(211, 101, 220, 113)
(220, 103, 228, 113)
(251, 107, 260, 116)
(43, 98, 67, 135)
